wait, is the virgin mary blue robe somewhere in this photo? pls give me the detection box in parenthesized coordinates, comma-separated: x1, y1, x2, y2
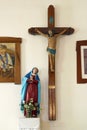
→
(21, 70, 41, 113)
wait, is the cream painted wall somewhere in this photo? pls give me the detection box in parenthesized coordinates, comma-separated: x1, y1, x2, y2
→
(0, 0, 87, 130)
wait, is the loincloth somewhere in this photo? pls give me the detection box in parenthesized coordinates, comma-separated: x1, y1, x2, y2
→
(47, 47, 56, 55)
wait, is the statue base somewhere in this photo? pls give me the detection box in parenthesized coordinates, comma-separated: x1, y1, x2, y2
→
(19, 117, 40, 130)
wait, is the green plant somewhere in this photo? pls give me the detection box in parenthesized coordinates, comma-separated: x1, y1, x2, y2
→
(24, 98, 40, 118)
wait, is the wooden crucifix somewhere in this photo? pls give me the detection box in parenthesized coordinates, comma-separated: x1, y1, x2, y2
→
(28, 5, 74, 120)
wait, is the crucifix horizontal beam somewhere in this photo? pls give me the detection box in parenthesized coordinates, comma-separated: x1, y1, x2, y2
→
(29, 27, 74, 35)
(28, 5, 74, 120)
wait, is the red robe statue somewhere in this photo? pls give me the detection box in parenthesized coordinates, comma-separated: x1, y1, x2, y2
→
(21, 67, 41, 117)
(24, 75, 38, 117)
(25, 75, 38, 103)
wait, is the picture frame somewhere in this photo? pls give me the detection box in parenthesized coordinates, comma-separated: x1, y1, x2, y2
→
(0, 37, 22, 84)
(76, 40, 87, 83)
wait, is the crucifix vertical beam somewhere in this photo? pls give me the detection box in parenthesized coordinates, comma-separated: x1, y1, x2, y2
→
(48, 5, 56, 120)
(28, 5, 74, 120)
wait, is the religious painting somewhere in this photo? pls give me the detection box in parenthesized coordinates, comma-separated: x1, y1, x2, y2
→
(76, 40, 87, 83)
(0, 37, 22, 84)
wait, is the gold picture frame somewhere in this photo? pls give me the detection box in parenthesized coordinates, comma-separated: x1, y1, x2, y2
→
(0, 37, 22, 84)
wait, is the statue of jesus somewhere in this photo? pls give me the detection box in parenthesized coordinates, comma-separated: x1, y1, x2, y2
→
(35, 28, 67, 72)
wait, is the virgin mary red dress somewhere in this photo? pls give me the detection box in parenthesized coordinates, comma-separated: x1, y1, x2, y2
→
(24, 77, 38, 117)
(25, 77, 38, 104)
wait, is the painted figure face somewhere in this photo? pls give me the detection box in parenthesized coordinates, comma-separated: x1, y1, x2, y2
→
(0, 45, 7, 55)
(0, 48, 6, 55)
(32, 67, 38, 75)
(48, 30, 53, 37)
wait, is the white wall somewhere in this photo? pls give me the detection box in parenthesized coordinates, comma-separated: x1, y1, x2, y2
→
(0, 0, 87, 130)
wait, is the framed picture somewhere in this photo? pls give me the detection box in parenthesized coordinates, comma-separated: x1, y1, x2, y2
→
(76, 40, 87, 83)
(0, 37, 22, 84)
